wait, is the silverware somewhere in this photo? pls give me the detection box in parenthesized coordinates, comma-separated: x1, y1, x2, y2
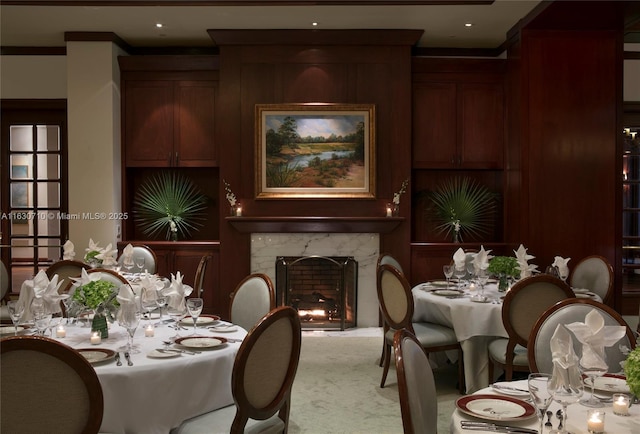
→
(156, 348, 199, 355)
(115, 352, 122, 366)
(124, 351, 133, 366)
(545, 410, 553, 427)
(460, 421, 537, 433)
(492, 384, 530, 393)
(556, 409, 563, 431)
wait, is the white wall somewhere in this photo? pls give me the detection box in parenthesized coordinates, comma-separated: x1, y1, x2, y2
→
(0, 56, 66, 99)
(624, 43, 640, 102)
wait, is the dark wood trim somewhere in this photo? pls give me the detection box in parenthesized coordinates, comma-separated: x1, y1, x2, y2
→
(625, 51, 640, 59)
(0, 47, 66, 56)
(412, 57, 506, 74)
(127, 46, 219, 56)
(208, 29, 424, 46)
(64, 31, 131, 53)
(1, 99, 67, 110)
(226, 217, 404, 233)
(412, 46, 502, 58)
(0, 1, 493, 5)
(118, 55, 219, 71)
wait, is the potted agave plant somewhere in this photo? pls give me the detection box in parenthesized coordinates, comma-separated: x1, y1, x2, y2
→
(134, 172, 208, 241)
(427, 177, 497, 243)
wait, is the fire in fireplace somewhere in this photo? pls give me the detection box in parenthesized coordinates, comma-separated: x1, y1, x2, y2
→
(275, 256, 357, 330)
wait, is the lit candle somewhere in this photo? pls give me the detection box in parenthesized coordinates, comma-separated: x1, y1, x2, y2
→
(56, 325, 66, 338)
(145, 324, 155, 337)
(386, 205, 392, 217)
(236, 204, 242, 217)
(587, 409, 605, 433)
(90, 331, 101, 345)
(613, 393, 630, 416)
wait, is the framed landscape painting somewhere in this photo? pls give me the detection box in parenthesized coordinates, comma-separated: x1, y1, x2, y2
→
(255, 103, 375, 199)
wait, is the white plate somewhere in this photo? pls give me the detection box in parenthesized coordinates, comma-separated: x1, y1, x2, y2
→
(491, 383, 531, 397)
(180, 315, 220, 325)
(77, 348, 116, 364)
(147, 349, 181, 359)
(471, 297, 491, 304)
(456, 394, 536, 422)
(432, 289, 464, 297)
(175, 336, 226, 349)
(209, 325, 238, 333)
(428, 280, 452, 287)
(586, 374, 630, 394)
(0, 326, 24, 335)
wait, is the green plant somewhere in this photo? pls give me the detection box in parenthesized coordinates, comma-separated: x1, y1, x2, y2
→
(487, 256, 520, 278)
(72, 280, 119, 310)
(428, 177, 497, 242)
(134, 172, 208, 241)
(624, 346, 640, 397)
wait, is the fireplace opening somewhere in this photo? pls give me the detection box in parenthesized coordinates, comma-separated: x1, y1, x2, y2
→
(275, 256, 357, 330)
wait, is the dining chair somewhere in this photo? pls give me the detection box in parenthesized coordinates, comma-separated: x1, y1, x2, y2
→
(117, 243, 158, 274)
(528, 298, 637, 375)
(569, 255, 614, 305)
(193, 254, 211, 296)
(393, 328, 438, 434)
(376, 253, 403, 367)
(487, 274, 575, 382)
(45, 259, 91, 293)
(1, 335, 104, 434)
(171, 306, 302, 434)
(377, 263, 464, 393)
(229, 273, 275, 332)
(0, 259, 11, 323)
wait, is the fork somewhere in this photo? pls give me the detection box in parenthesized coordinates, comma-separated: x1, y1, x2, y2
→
(124, 351, 133, 366)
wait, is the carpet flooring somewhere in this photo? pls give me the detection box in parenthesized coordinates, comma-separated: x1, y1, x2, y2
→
(287, 331, 461, 434)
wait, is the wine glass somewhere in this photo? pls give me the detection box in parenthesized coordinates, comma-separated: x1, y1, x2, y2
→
(454, 265, 466, 289)
(528, 373, 554, 434)
(31, 298, 52, 336)
(548, 369, 584, 434)
(140, 286, 158, 324)
(135, 256, 146, 273)
(475, 268, 489, 301)
(155, 291, 167, 322)
(443, 265, 454, 289)
(123, 256, 135, 274)
(7, 301, 24, 335)
(167, 302, 187, 340)
(119, 304, 142, 353)
(579, 349, 608, 408)
(186, 297, 204, 335)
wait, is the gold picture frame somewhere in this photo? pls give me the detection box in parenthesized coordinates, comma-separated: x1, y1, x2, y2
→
(255, 103, 375, 199)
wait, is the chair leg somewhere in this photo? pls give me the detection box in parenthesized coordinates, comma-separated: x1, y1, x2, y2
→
(458, 348, 465, 394)
(278, 397, 291, 434)
(379, 339, 386, 367)
(380, 342, 391, 388)
(379, 322, 389, 367)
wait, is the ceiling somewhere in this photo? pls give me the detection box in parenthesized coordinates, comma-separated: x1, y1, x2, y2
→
(0, 1, 544, 49)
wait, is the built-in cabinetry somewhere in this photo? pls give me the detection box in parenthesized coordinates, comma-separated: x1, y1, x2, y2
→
(622, 103, 640, 296)
(410, 59, 507, 282)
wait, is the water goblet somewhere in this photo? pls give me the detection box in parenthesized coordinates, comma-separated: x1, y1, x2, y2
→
(579, 351, 608, 408)
(528, 373, 554, 434)
(155, 292, 167, 321)
(119, 304, 142, 354)
(474, 268, 489, 301)
(134, 256, 146, 273)
(454, 266, 466, 289)
(548, 370, 584, 434)
(140, 287, 158, 324)
(123, 256, 135, 274)
(7, 301, 24, 335)
(186, 297, 204, 335)
(443, 265, 454, 289)
(167, 302, 187, 340)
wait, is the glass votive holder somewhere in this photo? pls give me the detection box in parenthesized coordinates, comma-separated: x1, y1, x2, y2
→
(55, 325, 66, 338)
(587, 409, 605, 433)
(90, 331, 102, 345)
(612, 393, 630, 416)
(144, 324, 155, 337)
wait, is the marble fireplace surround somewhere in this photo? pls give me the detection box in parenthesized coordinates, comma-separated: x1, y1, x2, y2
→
(250, 233, 379, 328)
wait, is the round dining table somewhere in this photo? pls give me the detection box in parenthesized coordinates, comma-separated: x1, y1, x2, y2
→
(52, 316, 246, 434)
(450, 378, 640, 434)
(412, 280, 602, 393)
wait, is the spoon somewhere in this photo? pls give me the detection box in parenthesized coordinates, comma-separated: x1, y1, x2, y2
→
(545, 411, 553, 428)
(556, 409, 563, 431)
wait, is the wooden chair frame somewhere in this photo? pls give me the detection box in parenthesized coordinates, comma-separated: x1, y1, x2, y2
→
(45, 259, 91, 293)
(229, 273, 275, 330)
(193, 254, 211, 296)
(569, 255, 614, 305)
(376, 253, 403, 368)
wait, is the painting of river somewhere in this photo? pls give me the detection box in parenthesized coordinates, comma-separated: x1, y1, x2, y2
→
(256, 104, 375, 198)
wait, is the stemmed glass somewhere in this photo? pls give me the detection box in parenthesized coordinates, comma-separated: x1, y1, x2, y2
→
(454, 266, 466, 289)
(474, 268, 489, 301)
(31, 298, 52, 336)
(135, 256, 146, 273)
(7, 301, 24, 335)
(155, 291, 167, 322)
(167, 302, 187, 340)
(548, 369, 584, 434)
(123, 256, 135, 274)
(443, 265, 454, 289)
(186, 297, 204, 335)
(119, 304, 142, 353)
(140, 287, 158, 324)
(528, 373, 554, 434)
(579, 350, 608, 408)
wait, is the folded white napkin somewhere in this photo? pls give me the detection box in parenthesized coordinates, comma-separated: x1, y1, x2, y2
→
(549, 324, 582, 391)
(552, 256, 571, 279)
(121, 243, 134, 265)
(163, 271, 193, 309)
(565, 309, 627, 371)
(514, 244, 535, 262)
(472, 245, 492, 271)
(116, 283, 139, 323)
(63, 240, 76, 260)
(96, 243, 118, 267)
(516, 259, 539, 279)
(453, 248, 466, 271)
(17, 270, 67, 321)
(69, 268, 101, 294)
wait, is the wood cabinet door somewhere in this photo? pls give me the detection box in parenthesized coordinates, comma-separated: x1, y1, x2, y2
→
(174, 81, 217, 167)
(458, 82, 504, 169)
(124, 80, 174, 167)
(412, 82, 457, 168)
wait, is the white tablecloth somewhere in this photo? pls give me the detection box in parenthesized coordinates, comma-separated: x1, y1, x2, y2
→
(450, 379, 640, 434)
(412, 283, 602, 393)
(54, 318, 246, 434)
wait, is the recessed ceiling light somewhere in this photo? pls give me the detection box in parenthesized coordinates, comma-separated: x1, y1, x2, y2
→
(156, 23, 163, 28)
(464, 23, 473, 27)
(312, 22, 318, 27)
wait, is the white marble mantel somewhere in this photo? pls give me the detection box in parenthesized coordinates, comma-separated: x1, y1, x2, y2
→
(250, 233, 379, 327)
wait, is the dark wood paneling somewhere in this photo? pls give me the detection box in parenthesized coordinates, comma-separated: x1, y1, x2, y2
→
(175, 81, 217, 166)
(282, 63, 349, 103)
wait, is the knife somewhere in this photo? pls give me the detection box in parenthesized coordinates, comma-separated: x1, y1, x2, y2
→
(461, 421, 537, 434)
(124, 351, 133, 366)
(492, 384, 530, 393)
(115, 352, 122, 366)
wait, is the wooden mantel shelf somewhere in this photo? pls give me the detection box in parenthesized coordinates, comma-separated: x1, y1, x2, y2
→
(226, 216, 403, 234)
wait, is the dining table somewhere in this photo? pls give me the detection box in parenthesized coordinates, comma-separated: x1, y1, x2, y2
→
(450, 378, 640, 433)
(49, 315, 246, 434)
(412, 280, 602, 393)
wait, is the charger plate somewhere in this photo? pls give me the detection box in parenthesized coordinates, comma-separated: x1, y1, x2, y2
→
(456, 394, 536, 422)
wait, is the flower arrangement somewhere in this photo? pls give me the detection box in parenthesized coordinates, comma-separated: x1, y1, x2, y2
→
(623, 346, 640, 398)
(223, 179, 240, 215)
(393, 178, 409, 205)
(72, 279, 118, 311)
(134, 171, 208, 241)
(488, 256, 520, 291)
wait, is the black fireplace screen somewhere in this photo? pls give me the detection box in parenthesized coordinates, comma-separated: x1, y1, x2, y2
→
(275, 256, 357, 330)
